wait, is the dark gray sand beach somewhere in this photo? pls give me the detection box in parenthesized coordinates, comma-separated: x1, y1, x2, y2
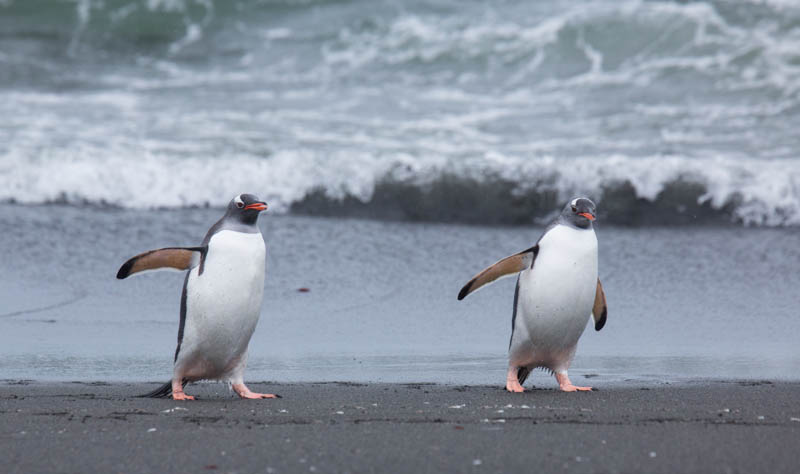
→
(2, 381, 799, 474)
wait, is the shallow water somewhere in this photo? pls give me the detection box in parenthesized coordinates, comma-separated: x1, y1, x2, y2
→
(1, 205, 798, 385)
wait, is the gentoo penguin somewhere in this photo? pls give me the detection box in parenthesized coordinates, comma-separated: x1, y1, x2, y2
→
(458, 198, 608, 392)
(117, 194, 277, 400)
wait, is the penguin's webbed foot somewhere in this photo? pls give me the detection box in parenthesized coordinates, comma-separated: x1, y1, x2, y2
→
(555, 373, 592, 392)
(239, 392, 279, 399)
(505, 366, 525, 393)
(558, 384, 592, 392)
(172, 391, 195, 401)
(232, 383, 280, 400)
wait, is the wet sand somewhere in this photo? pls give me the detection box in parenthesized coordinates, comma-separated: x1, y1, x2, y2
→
(2, 380, 799, 473)
(3, 208, 800, 384)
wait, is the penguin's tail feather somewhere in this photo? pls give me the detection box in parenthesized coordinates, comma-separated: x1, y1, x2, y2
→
(517, 367, 532, 385)
(138, 379, 188, 398)
(516, 366, 554, 386)
(138, 381, 172, 398)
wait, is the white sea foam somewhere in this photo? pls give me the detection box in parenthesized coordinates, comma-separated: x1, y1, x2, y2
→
(1, 0, 799, 226)
(1, 149, 798, 226)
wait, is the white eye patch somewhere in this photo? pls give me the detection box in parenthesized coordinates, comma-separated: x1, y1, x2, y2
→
(570, 198, 579, 207)
(234, 195, 244, 208)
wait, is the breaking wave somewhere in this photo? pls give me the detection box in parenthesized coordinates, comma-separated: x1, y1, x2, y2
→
(1, 0, 799, 226)
(1, 154, 798, 226)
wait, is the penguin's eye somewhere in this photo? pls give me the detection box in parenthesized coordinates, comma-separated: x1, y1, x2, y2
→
(571, 206, 577, 212)
(236, 201, 244, 209)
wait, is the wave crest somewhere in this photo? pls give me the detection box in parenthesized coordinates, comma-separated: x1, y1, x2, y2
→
(1, 154, 797, 227)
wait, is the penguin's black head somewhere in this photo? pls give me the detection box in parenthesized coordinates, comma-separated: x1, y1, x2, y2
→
(227, 193, 268, 225)
(561, 197, 596, 229)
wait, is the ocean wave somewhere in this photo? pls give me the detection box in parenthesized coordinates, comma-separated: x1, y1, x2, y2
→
(318, 0, 800, 92)
(1, 155, 797, 227)
(0, 0, 217, 55)
(1, 0, 799, 227)
(5, 0, 800, 95)
(4, 0, 800, 73)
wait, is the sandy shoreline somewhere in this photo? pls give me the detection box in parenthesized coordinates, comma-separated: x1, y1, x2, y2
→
(2, 380, 799, 473)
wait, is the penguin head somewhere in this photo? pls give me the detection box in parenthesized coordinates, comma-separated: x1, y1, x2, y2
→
(561, 197, 596, 228)
(226, 193, 268, 225)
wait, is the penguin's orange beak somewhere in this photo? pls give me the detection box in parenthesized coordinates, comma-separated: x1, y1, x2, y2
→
(244, 202, 268, 211)
(579, 212, 595, 221)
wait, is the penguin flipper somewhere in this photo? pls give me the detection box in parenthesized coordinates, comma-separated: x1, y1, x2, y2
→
(458, 245, 539, 300)
(592, 279, 607, 331)
(116, 247, 206, 279)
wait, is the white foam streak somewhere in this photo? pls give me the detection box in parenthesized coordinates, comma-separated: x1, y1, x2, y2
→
(1, 149, 798, 226)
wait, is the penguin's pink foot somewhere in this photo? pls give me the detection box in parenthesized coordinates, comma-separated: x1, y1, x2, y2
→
(505, 367, 525, 393)
(559, 384, 592, 392)
(172, 391, 195, 401)
(555, 373, 592, 392)
(232, 383, 279, 399)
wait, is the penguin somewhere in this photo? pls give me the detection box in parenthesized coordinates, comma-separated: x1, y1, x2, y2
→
(116, 193, 277, 400)
(457, 197, 608, 392)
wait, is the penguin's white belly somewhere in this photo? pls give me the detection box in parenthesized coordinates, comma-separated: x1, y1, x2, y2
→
(179, 230, 266, 380)
(513, 225, 597, 372)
